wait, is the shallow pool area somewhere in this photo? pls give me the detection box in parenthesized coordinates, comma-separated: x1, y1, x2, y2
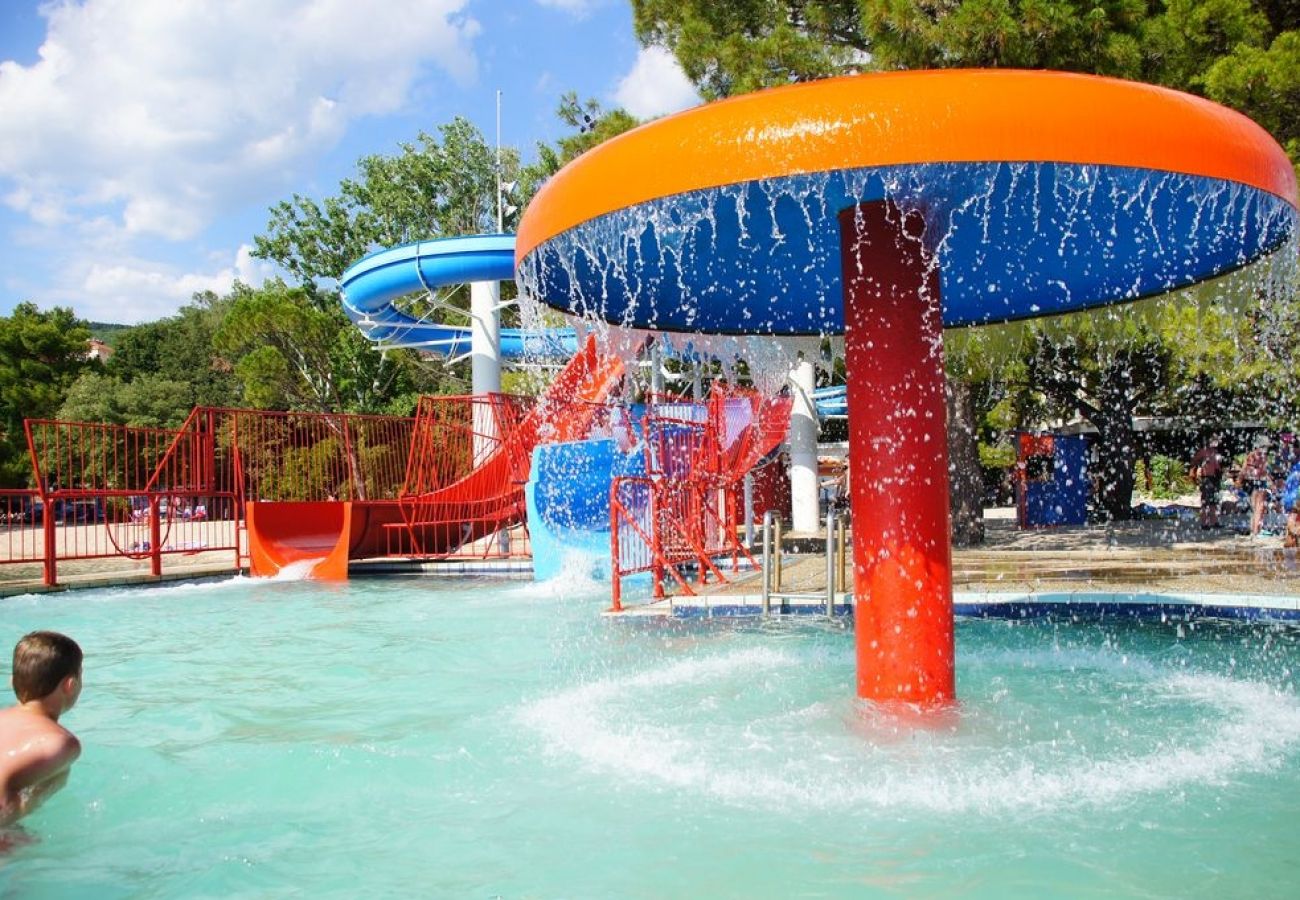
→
(3, 574, 1300, 896)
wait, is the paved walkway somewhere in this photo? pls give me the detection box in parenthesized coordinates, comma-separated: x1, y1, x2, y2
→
(702, 512, 1300, 601)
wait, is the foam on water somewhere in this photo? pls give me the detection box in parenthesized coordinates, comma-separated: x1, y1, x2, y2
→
(530, 548, 610, 595)
(519, 644, 1300, 816)
(271, 558, 326, 581)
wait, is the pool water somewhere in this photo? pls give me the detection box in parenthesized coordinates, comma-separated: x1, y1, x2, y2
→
(3, 572, 1300, 897)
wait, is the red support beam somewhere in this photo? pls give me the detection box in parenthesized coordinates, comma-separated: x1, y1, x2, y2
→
(839, 200, 956, 707)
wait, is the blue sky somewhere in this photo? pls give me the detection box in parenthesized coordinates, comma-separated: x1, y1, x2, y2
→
(0, 0, 699, 324)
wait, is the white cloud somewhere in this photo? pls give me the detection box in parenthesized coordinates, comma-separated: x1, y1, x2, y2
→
(614, 46, 700, 119)
(69, 244, 276, 323)
(0, 0, 480, 241)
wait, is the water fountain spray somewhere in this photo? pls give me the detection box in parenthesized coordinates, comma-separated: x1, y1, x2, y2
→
(516, 70, 1298, 709)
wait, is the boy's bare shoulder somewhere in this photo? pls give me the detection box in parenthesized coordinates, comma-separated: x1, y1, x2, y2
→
(0, 707, 81, 763)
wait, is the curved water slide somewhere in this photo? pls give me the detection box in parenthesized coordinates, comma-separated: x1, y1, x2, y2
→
(339, 233, 578, 358)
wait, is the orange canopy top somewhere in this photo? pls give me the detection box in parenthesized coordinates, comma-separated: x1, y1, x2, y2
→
(517, 69, 1297, 263)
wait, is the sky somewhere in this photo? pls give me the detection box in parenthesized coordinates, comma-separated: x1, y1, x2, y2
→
(0, 0, 700, 324)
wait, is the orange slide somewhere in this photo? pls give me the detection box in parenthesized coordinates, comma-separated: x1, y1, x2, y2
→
(245, 500, 408, 580)
(245, 333, 629, 579)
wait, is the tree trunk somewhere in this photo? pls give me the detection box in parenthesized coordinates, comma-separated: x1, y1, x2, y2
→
(947, 378, 985, 545)
(1093, 362, 1137, 521)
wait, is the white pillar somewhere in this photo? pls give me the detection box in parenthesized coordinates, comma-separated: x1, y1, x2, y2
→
(470, 280, 502, 465)
(650, 343, 665, 396)
(470, 280, 502, 397)
(788, 354, 819, 534)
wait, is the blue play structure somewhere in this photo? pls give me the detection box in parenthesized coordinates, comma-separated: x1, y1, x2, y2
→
(526, 438, 647, 581)
(1017, 433, 1090, 527)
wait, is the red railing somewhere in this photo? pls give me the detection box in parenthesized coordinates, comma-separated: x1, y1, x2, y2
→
(21, 417, 239, 585)
(393, 344, 627, 561)
(203, 407, 414, 503)
(610, 385, 791, 609)
(0, 489, 44, 573)
(392, 393, 536, 559)
(610, 475, 750, 610)
(11, 407, 416, 587)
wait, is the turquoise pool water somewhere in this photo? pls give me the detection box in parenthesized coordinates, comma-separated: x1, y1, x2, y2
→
(3, 573, 1300, 897)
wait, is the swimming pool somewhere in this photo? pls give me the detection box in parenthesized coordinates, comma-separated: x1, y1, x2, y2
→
(3, 573, 1299, 896)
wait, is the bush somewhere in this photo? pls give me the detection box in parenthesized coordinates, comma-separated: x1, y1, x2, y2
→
(1135, 454, 1195, 500)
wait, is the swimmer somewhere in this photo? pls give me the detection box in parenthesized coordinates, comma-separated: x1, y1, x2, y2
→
(0, 632, 82, 827)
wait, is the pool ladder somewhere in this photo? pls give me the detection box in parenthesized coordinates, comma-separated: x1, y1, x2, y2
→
(759, 510, 848, 617)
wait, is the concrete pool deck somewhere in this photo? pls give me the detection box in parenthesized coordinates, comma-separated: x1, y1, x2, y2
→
(613, 507, 1300, 620)
(8, 506, 1300, 621)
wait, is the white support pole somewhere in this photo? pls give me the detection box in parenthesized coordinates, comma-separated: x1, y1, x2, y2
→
(471, 280, 502, 463)
(470, 281, 502, 397)
(788, 353, 820, 534)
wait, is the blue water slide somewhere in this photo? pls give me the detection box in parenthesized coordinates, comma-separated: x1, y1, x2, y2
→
(813, 385, 847, 418)
(341, 233, 849, 417)
(339, 233, 577, 359)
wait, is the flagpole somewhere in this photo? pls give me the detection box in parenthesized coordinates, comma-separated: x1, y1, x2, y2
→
(495, 89, 503, 234)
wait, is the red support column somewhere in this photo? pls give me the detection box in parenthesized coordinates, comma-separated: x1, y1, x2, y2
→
(839, 200, 955, 707)
(42, 503, 57, 587)
(149, 495, 163, 577)
(610, 481, 623, 613)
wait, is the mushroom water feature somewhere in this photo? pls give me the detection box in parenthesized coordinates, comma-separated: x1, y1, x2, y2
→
(516, 70, 1299, 708)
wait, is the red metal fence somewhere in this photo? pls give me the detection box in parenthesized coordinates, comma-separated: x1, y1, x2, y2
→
(0, 489, 44, 572)
(7, 407, 415, 587)
(390, 393, 535, 559)
(610, 386, 792, 609)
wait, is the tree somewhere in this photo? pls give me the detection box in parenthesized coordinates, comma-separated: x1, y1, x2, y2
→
(1020, 308, 1176, 521)
(0, 303, 90, 485)
(106, 292, 241, 415)
(1203, 30, 1300, 175)
(58, 372, 195, 429)
(251, 117, 524, 404)
(214, 280, 433, 415)
(255, 117, 520, 284)
(632, 1, 868, 99)
(632, 0, 1300, 524)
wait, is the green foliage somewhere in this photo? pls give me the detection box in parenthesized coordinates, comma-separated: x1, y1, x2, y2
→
(214, 280, 440, 415)
(254, 118, 519, 284)
(0, 303, 90, 486)
(632, 0, 868, 98)
(107, 292, 241, 411)
(978, 442, 1016, 469)
(1135, 454, 1195, 500)
(86, 321, 132, 346)
(1203, 30, 1300, 175)
(58, 372, 194, 428)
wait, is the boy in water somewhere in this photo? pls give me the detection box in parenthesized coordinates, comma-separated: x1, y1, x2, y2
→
(0, 632, 82, 827)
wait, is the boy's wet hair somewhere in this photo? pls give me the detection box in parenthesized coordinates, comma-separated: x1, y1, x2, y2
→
(12, 631, 82, 703)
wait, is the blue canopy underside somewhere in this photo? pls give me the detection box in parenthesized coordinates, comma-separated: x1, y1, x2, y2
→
(518, 162, 1297, 334)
